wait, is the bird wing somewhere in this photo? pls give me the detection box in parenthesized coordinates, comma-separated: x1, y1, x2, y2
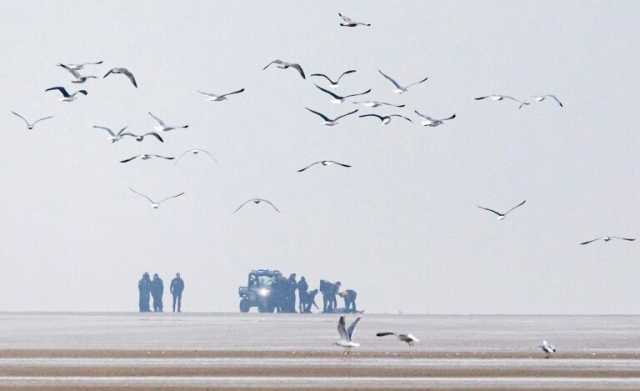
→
(314, 84, 342, 99)
(103, 69, 115, 79)
(476, 205, 503, 217)
(159, 192, 185, 203)
(140, 132, 165, 143)
(260, 199, 280, 212)
(337, 316, 348, 340)
(290, 63, 306, 79)
(309, 73, 336, 84)
(413, 110, 430, 120)
(347, 317, 362, 341)
(548, 95, 564, 107)
(359, 114, 384, 121)
(129, 187, 155, 204)
(219, 88, 245, 98)
(305, 107, 331, 122)
(474, 96, 491, 100)
(378, 70, 402, 89)
(344, 89, 372, 99)
(376, 332, 395, 337)
(233, 199, 253, 214)
(612, 236, 636, 242)
(154, 154, 175, 160)
(45, 86, 70, 97)
(32, 116, 54, 125)
(336, 69, 357, 82)
(390, 114, 412, 122)
(197, 90, 217, 97)
(580, 237, 602, 245)
(10, 111, 29, 126)
(120, 155, 141, 163)
(338, 13, 353, 24)
(59, 64, 82, 79)
(442, 114, 457, 121)
(504, 200, 527, 215)
(92, 125, 116, 137)
(335, 109, 359, 121)
(148, 112, 166, 127)
(297, 161, 321, 172)
(406, 76, 429, 88)
(327, 161, 351, 168)
(122, 68, 138, 87)
(262, 59, 280, 70)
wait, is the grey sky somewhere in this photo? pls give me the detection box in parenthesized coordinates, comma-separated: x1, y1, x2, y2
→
(1, 1, 638, 313)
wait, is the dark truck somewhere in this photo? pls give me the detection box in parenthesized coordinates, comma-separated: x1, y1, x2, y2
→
(238, 269, 282, 313)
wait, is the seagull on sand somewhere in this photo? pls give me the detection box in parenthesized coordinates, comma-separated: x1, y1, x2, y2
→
(338, 13, 371, 27)
(120, 154, 174, 163)
(263, 59, 306, 79)
(378, 69, 428, 94)
(335, 316, 361, 351)
(352, 100, 405, 108)
(129, 188, 184, 209)
(197, 88, 245, 102)
(539, 340, 556, 358)
(309, 70, 356, 88)
(414, 110, 456, 127)
(176, 148, 218, 164)
(148, 112, 189, 132)
(45, 86, 87, 102)
(475, 95, 530, 109)
(376, 332, 420, 346)
(11, 111, 53, 130)
(359, 113, 412, 125)
(233, 198, 280, 214)
(305, 108, 358, 126)
(477, 200, 527, 221)
(103, 67, 138, 88)
(59, 60, 103, 71)
(298, 160, 351, 172)
(532, 94, 564, 108)
(580, 236, 636, 246)
(57, 64, 97, 83)
(314, 84, 371, 104)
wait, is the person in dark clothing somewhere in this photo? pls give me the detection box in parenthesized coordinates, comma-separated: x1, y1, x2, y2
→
(151, 273, 164, 312)
(275, 275, 288, 313)
(297, 276, 309, 313)
(339, 289, 358, 313)
(320, 279, 333, 313)
(138, 273, 151, 312)
(170, 273, 184, 312)
(302, 289, 319, 313)
(330, 281, 341, 312)
(287, 273, 297, 313)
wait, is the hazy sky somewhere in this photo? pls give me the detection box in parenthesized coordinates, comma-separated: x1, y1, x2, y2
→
(1, 1, 639, 313)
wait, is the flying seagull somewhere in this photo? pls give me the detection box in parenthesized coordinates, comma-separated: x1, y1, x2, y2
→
(580, 236, 636, 246)
(414, 110, 456, 127)
(11, 111, 53, 130)
(477, 200, 527, 221)
(475, 95, 530, 109)
(148, 112, 189, 132)
(335, 316, 361, 350)
(59, 61, 103, 71)
(305, 107, 359, 126)
(376, 332, 420, 346)
(298, 160, 351, 172)
(338, 13, 371, 27)
(197, 88, 245, 102)
(57, 63, 97, 83)
(129, 187, 184, 209)
(309, 70, 356, 88)
(314, 84, 371, 104)
(120, 154, 174, 163)
(352, 100, 405, 108)
(378, 69, 428, 94)
(532, 94, 564, 108)
(359, 113, 412, 125)
(103, 67, 138, 88)
(233, 198, 280, 214)
(45, 86, 87, 102)
(93, 125, 163, 143)
(176, 148, 218, 164)
(539, 340, 556, 358)
(263, 59, 305, 79)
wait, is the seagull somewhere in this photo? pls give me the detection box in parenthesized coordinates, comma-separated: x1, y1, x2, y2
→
(475, 95, 530, 109)
(477, 200, 527, 221)
(45, 86, 88, 102)
(11, 111, 53, 130)
(297, 160, 351, 172)
(263, 59, 305, 79)
(305, 107, 359, 126)
(352, 100, 405, 108)
(532, 94, 564, 108)
(414, 110, 456, 127)
(93, 125, 163, 143)
(233, 198, 280, 214)
(103, 67, 138, 88)
(359, 113, 412, 125)
(129, 188, 184, 209)
(539, 340, 556, 358)
(314, 84, 371, 104)
(59, 60, 103, 71)
(378, 69, 428, 94)
(335, 316, 361, 351)
(338, 13, 371, 27)
(376, 332, 420, 346)
(176, 148, 218, 164)
(133, 132, 165, 143)
(120, 154, 174, 163)
(197, 88, 245, 102)
(148, 112, 189, 132)
(309, 70, 356, 88)
(580, 236, 636, 245)
(57, 64, 97, 83)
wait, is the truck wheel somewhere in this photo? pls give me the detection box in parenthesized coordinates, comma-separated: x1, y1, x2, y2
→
(239, 299, 250, 313)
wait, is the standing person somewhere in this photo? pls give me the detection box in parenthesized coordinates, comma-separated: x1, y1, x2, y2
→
(138, 273, 151, 312)
(331, 282, 341, 312)
(320, 280, 331, 313)
(151, 273, 164, 312)
(287, 273, 297, 313)
(297, 276, 309, 313)
(170, 273, 185, 312)
(340, 289, 358, 313)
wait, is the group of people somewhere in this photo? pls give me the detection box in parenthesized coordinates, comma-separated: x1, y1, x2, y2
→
(138, 272, 185, 313)
(271, 274, 358, 314)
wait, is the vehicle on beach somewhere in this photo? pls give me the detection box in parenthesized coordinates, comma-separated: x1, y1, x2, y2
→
(238, 269, 282, 313)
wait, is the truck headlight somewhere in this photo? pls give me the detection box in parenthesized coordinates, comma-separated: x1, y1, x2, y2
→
(258, 288, 270, 297)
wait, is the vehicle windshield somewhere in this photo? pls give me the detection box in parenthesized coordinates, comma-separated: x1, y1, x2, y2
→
(257, 275, 274, 287)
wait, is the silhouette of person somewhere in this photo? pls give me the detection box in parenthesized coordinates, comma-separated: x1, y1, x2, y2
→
(320, 280, 333, 313)
(297, 276, 309, 313)
(151, 273, 164, 312)
(340, 289, 358, 313)
(138, 273, 151, 312)
(287, 273, 297, 313)
(170, 273, 184, 312)
(331, 281, 341, 312)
